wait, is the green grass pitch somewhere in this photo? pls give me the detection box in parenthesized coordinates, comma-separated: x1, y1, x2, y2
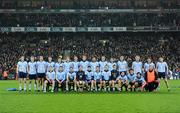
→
(0, 80, 180, 113)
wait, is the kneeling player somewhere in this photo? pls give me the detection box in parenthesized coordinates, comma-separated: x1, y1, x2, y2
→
(127, 69, 136, 91)
(134, 72, 146, 91)
(93, 66, 102, 91)
(76, 66, 86, 91)
(116, 71, 128, 91)
(101, 65, 111, 91)
(109, 65, 118, 91)
(43, 66, 55, 92)
(66, 67, 77, 91)
(85, 66, 93, 91)
(55, 66, 66, 92)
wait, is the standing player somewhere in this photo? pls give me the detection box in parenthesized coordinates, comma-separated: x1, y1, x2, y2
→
(66, 67, 77, 91)
(85, 66, 94, 91)
(36, 56, 47, 92)
(101, 65, 111, 91)
(117, 56, 128, 74)
(55, 56, 64, 72)
(132, 55, 143, 75)
(64, 56, 72, 73)
(109, 65, 119, 91)
(90, 56, 99, 72)
(93, 66, 102, 91)
(144, 58, 155, 72)
(55, 66, 66, 92)
(43, 66, 55, 92)
(17, 56, 28, 92)
(80, 55, 89, 72)
(76, 66, 86, 91)
(127, 69, 136, 91)
(156, 57, 170, 91)
(108, 57, 116, 71)
(99, 56, 108, 72)
(116, 71, 128, 91)
(72, 55, 79, 72)
(28, 56, 37, 91)
(46, 56, 55, 71)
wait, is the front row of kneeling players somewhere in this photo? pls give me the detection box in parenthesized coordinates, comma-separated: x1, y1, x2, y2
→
(43, 64, 159, 93)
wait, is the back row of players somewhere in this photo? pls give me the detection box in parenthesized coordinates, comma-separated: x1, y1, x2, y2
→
(17, 55, 170, 92)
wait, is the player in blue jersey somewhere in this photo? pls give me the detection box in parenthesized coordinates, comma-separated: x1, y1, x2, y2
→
(90, 56, 99, 72)
(99, 56, 108, 72)
(132, 55, 143, 75)
(72, 55, 79, 72)
(55, 66, 66, 92)
(93, 66, 102, 91)
(76, 66, 86, 92)
(134, 72, 146, 91)
(36, 56, 47, 92)
(64, 56, 72, 73)
(27, 56, 37, 91)
(108, 57, 116, 71)
(55, 56, 64, 72)
(80, 55, 89, 72)
(101, 65, 111, 91)
(43, 66, 55, 93)
(66, 67, 77, 91)
(109, 64, 119, 91)
(144, 58, 155, 72)
(46, 56, 55, 71)
(116, 71, 128, 91)
(17, 56, 28, 92)
(117, 56, 128, 74)
(127, 69, 136, 91)
(85, 65, 94, 91)
(156, 57, 170, 91)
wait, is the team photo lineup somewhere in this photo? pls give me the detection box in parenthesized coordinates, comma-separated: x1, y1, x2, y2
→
(1, 0, 180, 113)
(17, 54, 170, 93)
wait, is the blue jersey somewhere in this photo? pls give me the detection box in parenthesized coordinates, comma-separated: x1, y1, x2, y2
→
(132, 61, 143, 74)
(55, 62, 64, 71)
(85, 70, 93, 80)
(56, 71, 66, 81)
(46, 71, 55, 80)
(94, 71, 102, 80)
(117, 60, 128, 72)
(156, 62, 168, 73)
(28, 62, 37, 75)
(127, 74, 136, 82)
(80, 61, 90, 71)
(135, 76, 145, 83)
(72, 61, 79, 72)
(108, 62, 117, 71)
(64, 61, 73, 72)
(99, 61, 108, 72)
(144, 62, 155, 72)
(117, 75, 127, 83)
(17, 61, 28, 73)
(46, 62, 55, 70)
(90, 62, 100, 72)
(36, 61, 46, 73)
(102, 70, 111, 81)
(67, 72, 76, 80)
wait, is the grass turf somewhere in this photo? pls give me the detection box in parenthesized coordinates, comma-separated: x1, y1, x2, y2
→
(0, 80, 180, 113)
